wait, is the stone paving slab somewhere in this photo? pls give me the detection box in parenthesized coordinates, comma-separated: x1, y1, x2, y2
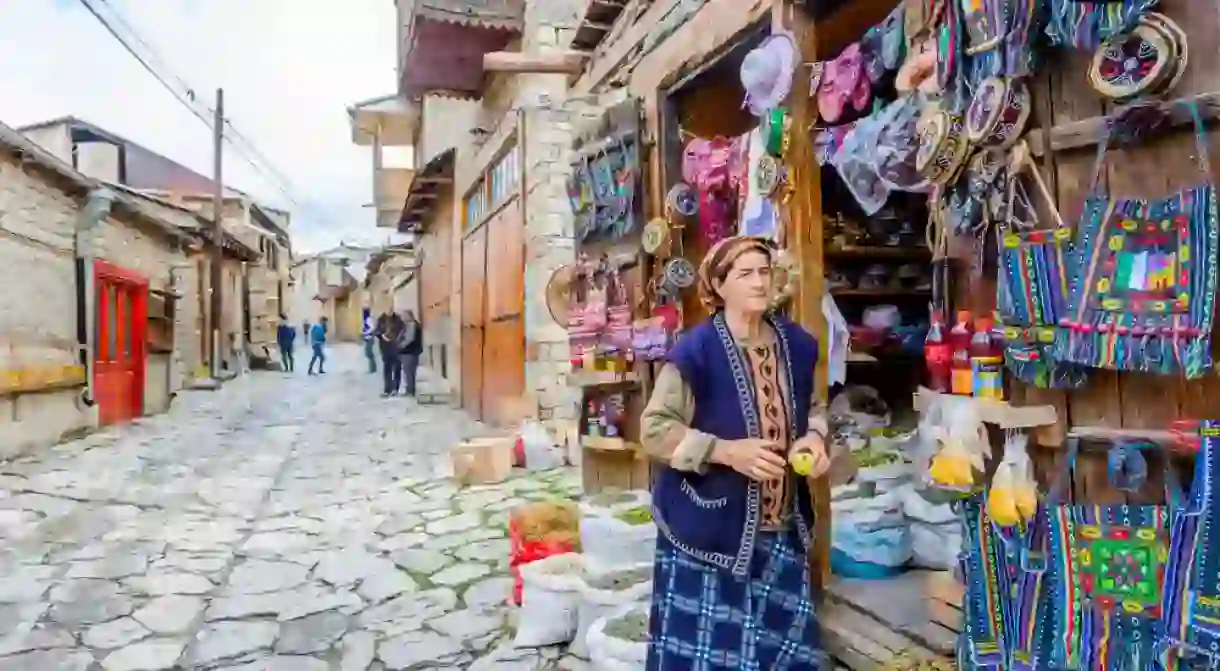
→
(0, 346, 589, 670)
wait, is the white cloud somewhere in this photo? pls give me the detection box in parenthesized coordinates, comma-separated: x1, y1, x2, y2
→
(0, 0, 403, 254)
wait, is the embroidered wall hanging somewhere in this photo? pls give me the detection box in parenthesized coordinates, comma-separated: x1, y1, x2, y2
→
(1057, 102, 1219, 379)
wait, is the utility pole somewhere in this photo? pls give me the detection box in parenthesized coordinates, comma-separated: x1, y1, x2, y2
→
(209, 88, 225, 379)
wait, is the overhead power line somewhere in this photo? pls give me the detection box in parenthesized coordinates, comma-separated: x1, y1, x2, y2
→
(75, 0, 308, 212)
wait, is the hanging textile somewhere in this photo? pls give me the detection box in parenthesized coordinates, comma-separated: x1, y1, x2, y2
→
(997, 226, 1089, 389)
(1162, 422, 1220, 667)
(1057, 102, 1219, 379)
(1025, 438, 1188, 671)
(956, 494, 1015, 670)
(1045, 0, 1159, 51)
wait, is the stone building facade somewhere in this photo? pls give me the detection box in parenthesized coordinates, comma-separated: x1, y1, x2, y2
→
(0, 123, 199, 457)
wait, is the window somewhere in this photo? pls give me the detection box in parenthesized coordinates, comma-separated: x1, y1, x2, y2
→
(463, 143, 520, 230)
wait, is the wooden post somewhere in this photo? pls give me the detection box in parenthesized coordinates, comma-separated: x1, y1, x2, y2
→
(210, 89, 225, 379)
(773, 0, 831, 594)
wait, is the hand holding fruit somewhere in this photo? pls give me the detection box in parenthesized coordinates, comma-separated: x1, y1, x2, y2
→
(789, 432, 830, 478)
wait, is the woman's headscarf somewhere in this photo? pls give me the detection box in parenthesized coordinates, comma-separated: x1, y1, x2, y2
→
(696, 236, 775, 309)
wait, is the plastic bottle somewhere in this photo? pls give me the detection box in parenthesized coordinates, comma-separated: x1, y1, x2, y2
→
(924, 310, 951, 392)
(971, 316, 1004, 399)
(949, 311, 974, 395)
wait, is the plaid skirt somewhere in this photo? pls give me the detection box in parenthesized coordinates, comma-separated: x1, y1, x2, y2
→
(647, 530, 824, 670)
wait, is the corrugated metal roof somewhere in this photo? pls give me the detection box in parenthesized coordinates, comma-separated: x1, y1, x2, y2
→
(415, 0, 523, 30)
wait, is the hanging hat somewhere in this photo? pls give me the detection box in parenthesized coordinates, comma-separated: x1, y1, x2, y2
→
(544, 265, 575, 326)
(740, 31, 799, 117)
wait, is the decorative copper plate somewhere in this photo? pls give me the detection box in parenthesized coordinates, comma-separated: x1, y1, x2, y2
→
(641, 218, 671, 256)
(756, 155, 784, 197)
(666, 183, 698, 218)
(916, 107, 970, 186)
(661, 258, 696, 295)
(965, 77, 1032, 149)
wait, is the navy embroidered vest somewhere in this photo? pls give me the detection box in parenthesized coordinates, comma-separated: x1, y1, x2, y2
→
(653, 312, 818, 577)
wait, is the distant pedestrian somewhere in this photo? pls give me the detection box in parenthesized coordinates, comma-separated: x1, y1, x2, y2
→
(400, 311, 423, 397)
(362, 311, 378, 374)
(373, 310, 405, 396)
(308, 316, 328, 375)
(276, 315, 296, 372)
(303, 321, 311, 342)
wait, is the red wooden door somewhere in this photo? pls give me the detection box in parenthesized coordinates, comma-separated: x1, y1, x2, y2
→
(95, 261, 148, 426)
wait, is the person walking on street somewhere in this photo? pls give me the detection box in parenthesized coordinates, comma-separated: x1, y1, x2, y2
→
(373, 310, 405, 396)
(400, 311, 423, 397)
(362, 310, 378, 374)
(276, 315, 296, 372)
(307, 316, 329, 375)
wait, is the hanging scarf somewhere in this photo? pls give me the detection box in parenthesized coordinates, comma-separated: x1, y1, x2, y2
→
(1044, 0, 1159, 51)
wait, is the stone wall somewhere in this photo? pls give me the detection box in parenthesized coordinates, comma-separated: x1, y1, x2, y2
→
(0, 152, 92, 457)
(517, 0, 627, 425)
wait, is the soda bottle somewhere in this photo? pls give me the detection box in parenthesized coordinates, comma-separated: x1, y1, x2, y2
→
(971, 316, 1004, 399)
(924, 310, 951, 392)
(949, 311, 974, 395)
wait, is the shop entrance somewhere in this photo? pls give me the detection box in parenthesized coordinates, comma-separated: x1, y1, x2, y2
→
(94, 260, 148, 426)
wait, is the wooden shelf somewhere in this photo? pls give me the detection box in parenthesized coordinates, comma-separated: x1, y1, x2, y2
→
(831, 288, 932, 298)
(581, 435, 640, 453)
(825, 245, 931, 261)
(913, 387, 1058, 429)
(567, 370, 640, 389)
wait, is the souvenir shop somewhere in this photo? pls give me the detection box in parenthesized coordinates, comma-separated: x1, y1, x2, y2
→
(553, 0, 1220, 667)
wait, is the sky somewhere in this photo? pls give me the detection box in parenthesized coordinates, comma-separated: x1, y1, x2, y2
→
(0, 0, 404, 254)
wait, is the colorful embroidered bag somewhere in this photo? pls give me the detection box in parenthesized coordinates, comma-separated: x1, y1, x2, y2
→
(1057, 102, 1219, 379)
(997, 226, 1088, 389)
(957, 493, 1016, 669)
(1161, 421, 1220, 666)
(1026, 438, 1188, 671)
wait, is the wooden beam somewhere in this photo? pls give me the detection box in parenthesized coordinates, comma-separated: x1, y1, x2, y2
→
(582, 21, 613, 31)
(1027, 90, 1220, 156)
(574, 0, 682, 93)
(483, 50, 590, 74)
(414, 176, 452, 185)
(775, 0, 831, 598)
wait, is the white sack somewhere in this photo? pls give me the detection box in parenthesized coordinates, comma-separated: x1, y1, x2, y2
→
(911, 521, 962, 570)
(588, 604, 651, 671)
(580, 512, 657, 573)
(571, 563, 653, 659)
(514, 553, 585, 647)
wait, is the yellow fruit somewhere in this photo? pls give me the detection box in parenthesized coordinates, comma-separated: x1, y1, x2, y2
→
(1015, 482, 1038, 520)
(988, 486, 1021, 527)
(928, 451, 974, 487)
(790, 451, 815, 476)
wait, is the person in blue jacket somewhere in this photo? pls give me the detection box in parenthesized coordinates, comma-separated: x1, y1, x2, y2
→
(307, 316, 329, 375)
(275, 315, 296, 372)
(639, 236, 839, 670)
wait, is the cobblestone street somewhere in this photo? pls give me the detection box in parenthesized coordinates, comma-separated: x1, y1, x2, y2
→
(0, 346, 587, 670)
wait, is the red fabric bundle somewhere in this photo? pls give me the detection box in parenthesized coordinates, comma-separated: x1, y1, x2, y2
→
(508, 516, 577, 605)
